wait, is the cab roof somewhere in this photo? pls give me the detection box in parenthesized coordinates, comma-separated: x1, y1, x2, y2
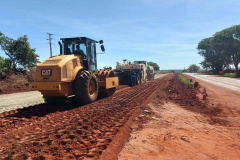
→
(60, 37, 98, 43)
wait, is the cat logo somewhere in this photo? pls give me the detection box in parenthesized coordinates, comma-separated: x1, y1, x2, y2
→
(41, 69, 52, 76)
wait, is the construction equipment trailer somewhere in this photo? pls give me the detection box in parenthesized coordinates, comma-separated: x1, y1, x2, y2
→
(31, 37, 119, 104)
(115, 60, 155, 86)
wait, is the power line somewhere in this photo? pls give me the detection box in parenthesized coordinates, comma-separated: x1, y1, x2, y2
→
(45, 32, 196, 45)
(47, 32, 54, 57)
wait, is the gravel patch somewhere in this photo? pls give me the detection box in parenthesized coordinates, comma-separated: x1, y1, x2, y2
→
(0, 91, 45, 113)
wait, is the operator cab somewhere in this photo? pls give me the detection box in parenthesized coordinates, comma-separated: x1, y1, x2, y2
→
(59, 37, 105, 73)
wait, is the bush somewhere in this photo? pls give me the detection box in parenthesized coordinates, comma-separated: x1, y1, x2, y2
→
(224, 69, 235, 74)
(25, 67, 36, 82)
(0, 71, 33, 94)
(223, 73, 237, 78)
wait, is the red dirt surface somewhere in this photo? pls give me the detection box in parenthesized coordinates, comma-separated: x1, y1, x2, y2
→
(118, 73, 240, 159)
(0, 74, 172, 160)
(2, 73, 239, 160)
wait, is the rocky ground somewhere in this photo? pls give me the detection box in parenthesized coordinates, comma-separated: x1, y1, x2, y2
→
(0, 73, 239, 160)
(0, 74, 170, 160)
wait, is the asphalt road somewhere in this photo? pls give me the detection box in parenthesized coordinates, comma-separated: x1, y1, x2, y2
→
(184, 73, 240, 93)
(0, 91, 45, 113)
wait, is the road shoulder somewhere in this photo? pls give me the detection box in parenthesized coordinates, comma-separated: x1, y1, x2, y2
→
(118, 74, 240, 160)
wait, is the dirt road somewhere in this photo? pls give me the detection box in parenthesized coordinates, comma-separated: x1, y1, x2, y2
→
(184, 73, 240, 93)
(118, 73, 240, 160)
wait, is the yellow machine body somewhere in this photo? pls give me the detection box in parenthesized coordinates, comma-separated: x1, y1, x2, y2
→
(31, 54, 118, 97)
(98, 77, 119, 89)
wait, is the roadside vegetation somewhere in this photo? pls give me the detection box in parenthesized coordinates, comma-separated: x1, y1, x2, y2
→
(221, 73, 237, 78)
(188, 64, 200, 73)
(197, 24, 240, 77)
(214, 72, 239, 78)
(148, 61, 160, 70)
(178, 74, 193, 86)
(0, 31, 39, 94)
(196, 70, 239, 78)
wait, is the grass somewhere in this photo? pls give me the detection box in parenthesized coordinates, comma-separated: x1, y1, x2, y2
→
(178, 74, 193, 85)
(209, 73, 238, 78)
(197, 72, 215, 75)
(197, 72, 240, 78)
(178, 74, 195, 90)
(222, 73, 237, 78)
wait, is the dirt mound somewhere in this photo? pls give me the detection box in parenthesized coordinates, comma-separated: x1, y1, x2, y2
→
(153, 74, 229, 127)
(0, 72, 33, 94)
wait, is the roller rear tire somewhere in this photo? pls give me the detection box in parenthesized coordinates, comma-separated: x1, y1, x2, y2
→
(73, 71, 98, 104)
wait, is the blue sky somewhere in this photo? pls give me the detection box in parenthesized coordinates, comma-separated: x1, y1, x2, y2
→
(0, 0, 240, 70)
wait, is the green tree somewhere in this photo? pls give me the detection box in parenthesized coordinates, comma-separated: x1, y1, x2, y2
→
(199, 60, 211, 71)
(188, 64, 200, 73)
(0, 32, 39, 71)
(0, 56, 12, 73)
(213, 25, 240, 76)
(197, 24, 240, 77)
(103, 66, 112, 70)
(220, 25, 240, 77)
(197, 37, 228, 74)
(147, 61, 159, 70)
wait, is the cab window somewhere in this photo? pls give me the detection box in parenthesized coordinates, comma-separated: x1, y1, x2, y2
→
(62, 41, 87, 58)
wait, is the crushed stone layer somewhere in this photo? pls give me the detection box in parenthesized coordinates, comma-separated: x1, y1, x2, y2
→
(0, 91, 45, 114)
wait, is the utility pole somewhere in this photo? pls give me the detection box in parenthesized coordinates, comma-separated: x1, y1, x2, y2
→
(47, 33, 54, 57)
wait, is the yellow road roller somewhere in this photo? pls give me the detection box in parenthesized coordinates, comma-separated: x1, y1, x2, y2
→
(31, 37, 118, 104)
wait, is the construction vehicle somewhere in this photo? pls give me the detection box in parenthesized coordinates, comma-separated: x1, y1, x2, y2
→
(115, 60, 155, 86)
(31, 37, 119, 104)
(147, 65, 155, 81)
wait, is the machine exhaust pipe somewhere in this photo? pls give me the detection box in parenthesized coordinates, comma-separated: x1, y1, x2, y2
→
(58, 41, 62, 55)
